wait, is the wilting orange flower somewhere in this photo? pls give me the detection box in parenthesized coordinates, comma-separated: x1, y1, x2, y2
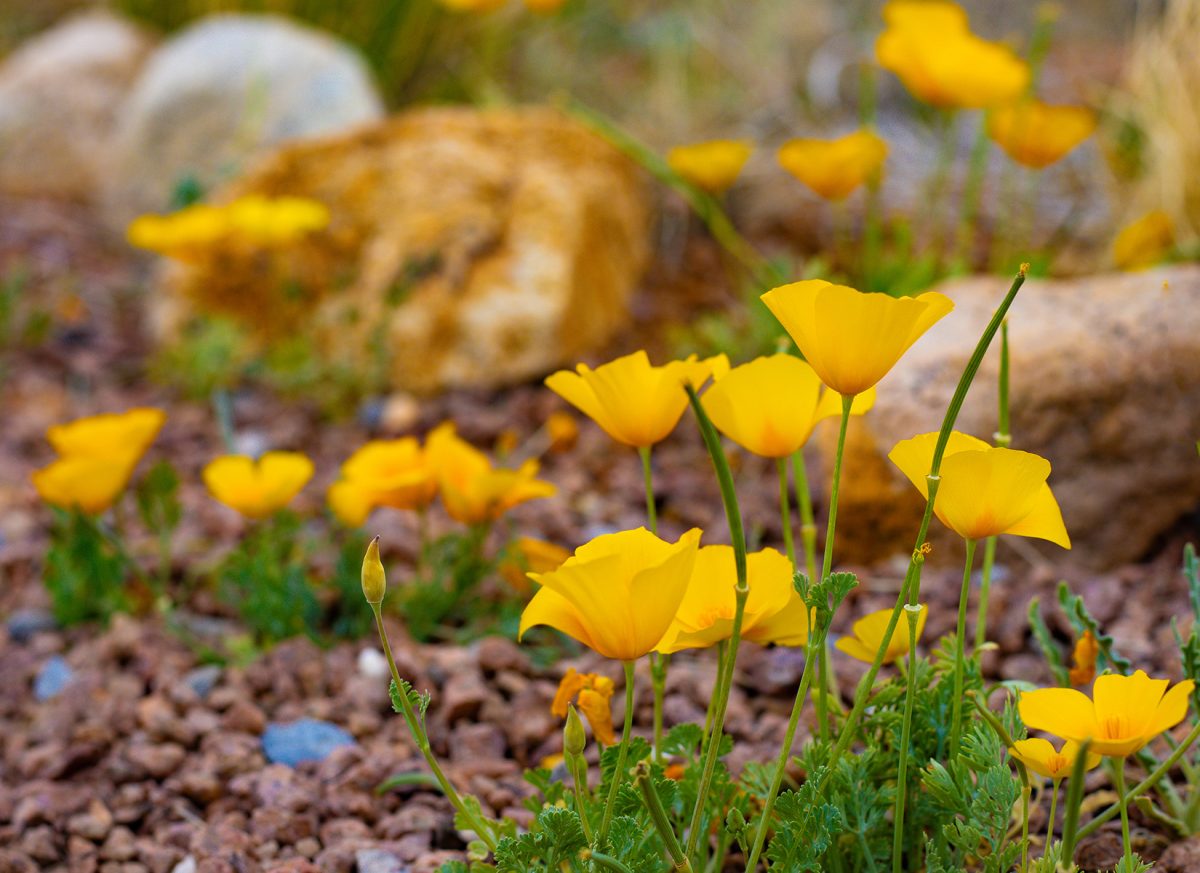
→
(545, 351, 719, 448)
(702, 355, 874, 458)
(425, 423, 556, 524)
(33, 408, 166, 514)
(519, 527, 702, 661)
(657, 546, 811, 653)
(987, 100, 1097, 169)
(552, 668, 616, 745)
(760, 280, 953, 396)
(328, 438, 438, 527)
(888, 431, 1070, 547)
(499, 536, 571, 593)
(1019, 670, 1195, 757)
(876, 1, 1030, 109)
(777, 130, 889, 200)
(667, 140, 754, 194)
(203, 452, 314, 519)
(1113, 210, 1175, 271)
(836, 605, 927, 664)
(1069, 630, 1100, 687)
(1009, 738, 1100, 780)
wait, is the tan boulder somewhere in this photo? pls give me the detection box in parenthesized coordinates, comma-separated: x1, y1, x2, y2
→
(818, 267, 1200, 569)
(151, 106, 650, 393)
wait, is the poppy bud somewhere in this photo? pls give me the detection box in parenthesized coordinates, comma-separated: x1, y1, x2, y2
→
(564, 703, 587, 759)
(361, 536, 386, 606)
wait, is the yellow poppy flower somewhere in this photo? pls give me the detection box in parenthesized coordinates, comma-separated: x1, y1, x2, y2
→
(545, 411, 579, 453)
(1019, 670, 1195, 757)
(876, 2, 1030, 109)
(760, 280, 954, 396)
(836, 605, 927, 664)
(499, 536, 571, 594)
(666, 140, 754, 194)
(127, 196, 327, 260)
(327, 438, 438, 527)
(518, 527, 702, 661)
(437, 0, 508, 10)
(888, 431, 1070, 547)
(203, 452, 314, 519)
(1113, 210, 1175, 271)
(987, 100, 1097, 169)
(777, 130, 889, 201)
(545, 351, 718, 448)
(1069, 630, 1100, 687)
(32, 455, 142, 515)
(701, 354, 875, 458)
(1009, 738, 1101, 780)
(46, 408, 166, 461)
(425, 423, 556, 524)
(551, 668, 616, 745)
(657, 545, 811, 654)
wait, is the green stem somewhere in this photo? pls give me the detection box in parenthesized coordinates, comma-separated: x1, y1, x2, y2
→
(777, 457, 796, 566)
(1045, 779, 1060, 857)
(815, 396, 854, 741)
(743, 637, 819, 872)
(823, 267, 1028, 786)
(639, 445, 666, 765)
(950, 538, 978, 758)
(1115, 761, 1133, 865)
(954, 114, 991, 270)
(1020, 768, 1032, 873)
(977, 320, 1010, 651)
(639, 446, 657, 534)
(598, 662, 637, 848)
(683, 384, 751, 861)
(1059, 740, 1091, 862)
(372, 607, 496, 852)
(636, 763, 694, 872)
(573, 757, 595, 844)
(211, 387, 237, 454)
(891, 605, 924, 873)
(791, 451, 819, 582)
(589, 853, 635, 873)
(975, 536, 997, 651)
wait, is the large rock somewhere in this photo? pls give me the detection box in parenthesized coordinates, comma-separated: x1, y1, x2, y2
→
(0, 11, 155, 200)
(820, 267, 1200, 569)
(152, 107, 651, 393)
(103, 13, 383, 227)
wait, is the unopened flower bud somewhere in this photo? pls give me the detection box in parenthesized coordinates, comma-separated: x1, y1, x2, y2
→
(725, 806, 747, 835)
(361, 536, 386, 606)
(564, 703, 587, 759)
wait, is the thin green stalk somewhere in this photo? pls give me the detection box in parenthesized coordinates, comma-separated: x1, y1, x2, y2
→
(372, 606, 497, 852)
(954, 114, 992, 269)
(777, 457, 796, 566)
(1076, 721, 1200, 841)
(823, 267, 1028, 785)
(598, 662, 637, 848)
(639, 446, 658, 534)
(1060, 739, 1092, 862)
(1115, 762, 1133, 865)
(683, 384, 750, 861)
(891, 605, 924, 873)
(636, 763, 694, 872)
(950, 538, 979, 758)
(977, 321, 1010, 650)
(975, 536, 997, 650)
(640, 445, 667, 764)
(589, 853, 636, 873)
(573, 757, 595, 844)
(211, 387, 237, 453)
(815, 395, 855, 740)
(1045, 779, 1060, 857)
(790, 451, 818, 582)
(743, 638, 819, 871)
(1020, 767, 1031, 872)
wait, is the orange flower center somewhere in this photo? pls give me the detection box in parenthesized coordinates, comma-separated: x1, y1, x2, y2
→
(1101, 715, 1132, 739)
(1046, 754, 1068, 775)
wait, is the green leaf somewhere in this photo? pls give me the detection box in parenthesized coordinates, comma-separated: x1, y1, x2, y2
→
(389, 678, 432, 721)
(662, 723, 705, 759)
(1056, 580, 1132, 675)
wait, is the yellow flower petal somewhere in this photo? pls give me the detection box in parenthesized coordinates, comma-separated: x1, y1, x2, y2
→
(1018, 687, 1098, 740)
(988, 100, 1097, 169)
(836, 605, 926, 664)
(777, 130, 889, 200)
(1147, 679, 1196, 738)
(47, 408, 166, 461)
(203, 452, 313, 519)
(1113, 210, 1175, 271)
(552, 668, 586, 718)
(701, 355, 823, 457)
(32, 455, 138, 514)
(666, 140, 754, 194)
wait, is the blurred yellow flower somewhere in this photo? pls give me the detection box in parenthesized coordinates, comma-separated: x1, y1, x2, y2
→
(1009, 738, 1100, 780)
(876, 1, 1030, 109)
(667, 140, 754, 194)
(760, 280, 954, 396)
(327, 438, 438, 527)
(1019, 670, 1195, 757)
(545, 351, 718, 448)
(426, 423, 556, 524)
(777, 130, 889, 200)
(657, 545, 811, 653)
(500, 536, 571, 593)
(127, 195, 329, 260)
(1069, 630, 1100, 687)
(437, 0, 508, 10)
(888, 431, 1070, 547)
(1113, 210, 1175, 271)
(987, 100, 1097, 169)
(545, 411, 579, 453)
(552, 668, 616, 745)
(702, 354, 875, 458)
(203, 452, 314, 519)
(836, 605, 927, 664)
(33, 408, 166, 514)
(519, 527, 702, 661)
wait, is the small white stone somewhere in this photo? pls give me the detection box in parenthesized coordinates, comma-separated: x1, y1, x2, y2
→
(171, 856, 197, 873)
(357, 647, 389, 680)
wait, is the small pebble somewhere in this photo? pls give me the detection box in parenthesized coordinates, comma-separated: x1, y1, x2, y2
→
(7, 608, 57, 643)
(262, 720, 356, 767)
(34, 655, 74, 700)
(182, 666, 222, 699)
(357, 648, 389, 680)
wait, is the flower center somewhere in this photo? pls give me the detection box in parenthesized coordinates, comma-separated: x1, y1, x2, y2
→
(1101, 715, 1132, 739)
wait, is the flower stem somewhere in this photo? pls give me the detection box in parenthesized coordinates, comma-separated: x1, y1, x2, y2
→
(372, 606, 496, 852)
(790, 451, 819, 582)
(639, 445, 657, 534)
(950, 538, 978, 758)
(977, 319, 1010, 651)
(1115, 761, 1133, 865)
(572, 757, 595, 844)
(777, 457, 796, 566)
(640, 445, 667, 764)
(598, 661, 637, 848)
(822, 267, 1028, 786)
(743, 636, 819, 872)
(891, 605, 924, 873)
(954, 113, 991, 270)
(1045, 779, 1060, 858)
(636, 762, 693, 872)
(589, 853, 636, 873)
(975, 536, 997, 650)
